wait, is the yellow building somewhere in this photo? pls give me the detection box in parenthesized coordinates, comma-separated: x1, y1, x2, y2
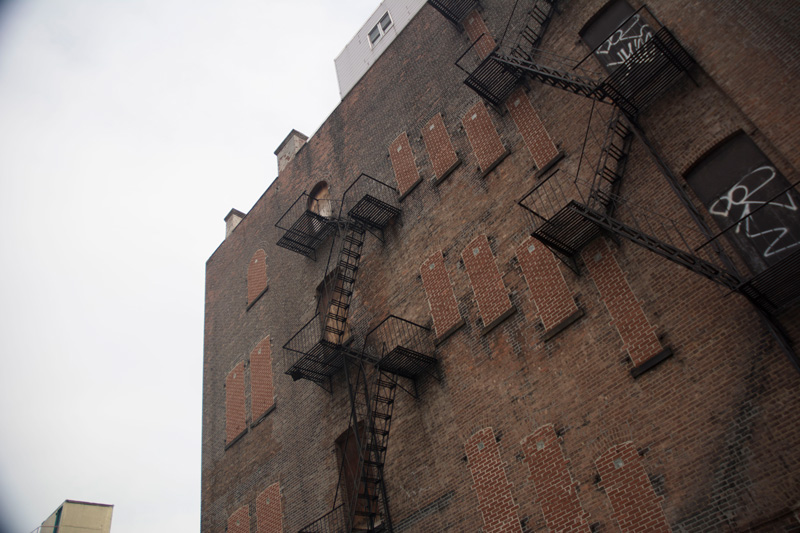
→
(39, 500, 113, 533)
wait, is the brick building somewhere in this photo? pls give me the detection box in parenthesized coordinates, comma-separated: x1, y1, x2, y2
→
(202, 1, 800, 531)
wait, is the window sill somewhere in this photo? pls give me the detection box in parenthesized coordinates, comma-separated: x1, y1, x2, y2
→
(481, 306, 516, 336)
(630, 347, 674, 378)
(432, 158, 462, 187)
(246, 285, 269, 311)
(224, 428, 248, 451)
(480, 147, 510, 179)
(542, 308, 584, 342)
(250, 403, 276, 429)
(434, 318, 465, 347)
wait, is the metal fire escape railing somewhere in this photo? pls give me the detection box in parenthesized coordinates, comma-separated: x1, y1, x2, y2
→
(427, 0, 480, 26)
(520, 165, 800, 316)
(518, 102, 633, 270)
(276, 192, 340, 260)
(293, 319, 437, 533)
(492, 5, 695, 118)
(455, 0, 556, 107)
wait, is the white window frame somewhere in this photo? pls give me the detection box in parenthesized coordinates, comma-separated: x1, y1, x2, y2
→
(368, 12, 393, 48)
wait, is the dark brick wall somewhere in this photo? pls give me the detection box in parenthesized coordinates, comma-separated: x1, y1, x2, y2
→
(203, 1, 800, 531)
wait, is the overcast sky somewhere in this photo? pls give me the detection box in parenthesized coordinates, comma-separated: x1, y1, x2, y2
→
(0, 0, 381, 531)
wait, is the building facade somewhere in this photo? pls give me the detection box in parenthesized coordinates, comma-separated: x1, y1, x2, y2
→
(202, 1, 800, 531)
(39, 500, 113, 533)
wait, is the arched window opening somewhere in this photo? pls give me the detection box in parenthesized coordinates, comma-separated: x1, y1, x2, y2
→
(308, 181, 333, 218)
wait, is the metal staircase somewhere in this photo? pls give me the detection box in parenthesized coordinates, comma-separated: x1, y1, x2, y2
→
(286, 175, 441, 532)
(343, 360, 398, 533)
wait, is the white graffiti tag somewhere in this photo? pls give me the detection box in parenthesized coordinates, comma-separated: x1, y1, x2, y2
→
(708, 165, 800, 258)
(596, 15, 655, 68)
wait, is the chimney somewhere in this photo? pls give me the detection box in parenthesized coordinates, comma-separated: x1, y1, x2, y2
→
(224, 209, 246, 239)
(274, 129, 308, 173)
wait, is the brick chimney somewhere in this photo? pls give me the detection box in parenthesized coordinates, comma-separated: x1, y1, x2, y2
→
(274, 129, 308, 173)
(224, 208, 246, 239)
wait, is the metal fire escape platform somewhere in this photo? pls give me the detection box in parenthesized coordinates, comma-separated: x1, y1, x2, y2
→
(427, 0, 480, 26)
(275, 192, 339, 260)
(455, 0, 556, 107)
(365, 316, 437, 381)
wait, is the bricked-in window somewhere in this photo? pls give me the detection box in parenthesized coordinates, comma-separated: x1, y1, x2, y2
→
(465, 428, 523, 533)
(462, 101, 507, 176)
(595, 441, 670, 532)
(389, 132, 422, 199)
(422, 113, 460, 185)
(462, 234, 514, 333)
(225, 361, 247, 446)
(247, 249, 268, 307)
(256, 483, 283, 533)
(420, 251, 463, 342)
(250, 336, 275, 423)
(580, 0, 653, 72)
(582, 238, 664, 368)
(522, 425, 590, 532)
(686, 132, 800, 274)
(335, 425, 374, 522)
(507, 88, 560, 169)
(228, 505, 250, 533)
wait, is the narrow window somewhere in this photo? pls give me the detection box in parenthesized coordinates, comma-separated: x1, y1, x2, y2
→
(368, 12, 393, 47)
(686, 133, 800, 274)
(580, 0, 653, 72)
(335, 425, 375, 525)
(307, 181, 332, 218)
(247, 249, 268, 307)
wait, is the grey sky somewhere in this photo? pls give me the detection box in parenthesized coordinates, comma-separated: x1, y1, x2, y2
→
(0, 0, 380, 531)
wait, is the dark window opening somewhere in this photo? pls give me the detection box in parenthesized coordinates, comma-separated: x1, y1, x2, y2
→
(580, 0, 654, 72)
(335, 424, 375, 525)
(686, 132, 800, 274)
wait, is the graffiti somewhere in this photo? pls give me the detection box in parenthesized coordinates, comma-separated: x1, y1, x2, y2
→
(709, 165, 800, 259)
(595, 15, 654, 70)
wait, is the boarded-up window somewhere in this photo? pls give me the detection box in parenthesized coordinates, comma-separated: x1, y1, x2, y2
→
(580, 0, 653, 72)
(686, 133, 800, 274)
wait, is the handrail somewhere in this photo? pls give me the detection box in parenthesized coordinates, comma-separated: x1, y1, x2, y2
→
(339, 172, 398, 219)
(455, 34, 497, 74)
(694, 179, 800, 253)
(297, 503, 347, 533)
(274, 190, 308, 231)
(364, 314, 431, 343)
(283, 313, 322, 355)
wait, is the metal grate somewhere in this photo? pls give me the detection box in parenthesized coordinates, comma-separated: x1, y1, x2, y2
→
(342, 174, 400, 231)
(426, 0, 479, 26)
(284, 314, 346, 387)
(739, 249, 800, 314)
(275, 192, 339, 260)
(364, 315, 436, 380)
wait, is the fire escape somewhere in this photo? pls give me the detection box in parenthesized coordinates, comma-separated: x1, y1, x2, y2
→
(511, 6, 799, 369)
(278, 174, 439, 532)
(453, 0, 557, 108)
